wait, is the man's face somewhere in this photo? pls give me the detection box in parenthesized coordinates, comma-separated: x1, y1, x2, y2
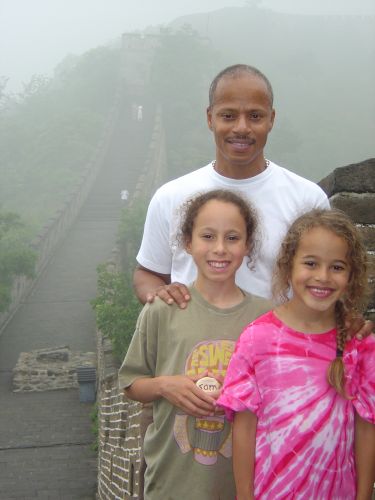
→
(207, 74, 275, 178)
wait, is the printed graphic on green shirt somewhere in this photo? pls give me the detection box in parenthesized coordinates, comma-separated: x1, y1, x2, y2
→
(174, 339, 235, 465)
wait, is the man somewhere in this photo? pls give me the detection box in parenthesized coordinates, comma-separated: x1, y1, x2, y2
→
(133, 64, 329, 305)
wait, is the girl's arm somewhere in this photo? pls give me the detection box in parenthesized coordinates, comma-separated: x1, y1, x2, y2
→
(355, 412, 375, 500)
(233, 410, 257, 500)
(125, 375, 217, 417)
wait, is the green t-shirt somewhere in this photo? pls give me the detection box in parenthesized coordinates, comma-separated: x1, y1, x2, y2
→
(119, 286, 271, 500)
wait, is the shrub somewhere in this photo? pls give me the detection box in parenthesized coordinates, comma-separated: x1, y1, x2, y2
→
(92, 198, 147, 360)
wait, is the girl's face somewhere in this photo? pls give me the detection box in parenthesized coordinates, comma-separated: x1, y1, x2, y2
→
(185, 199, 249, 287)
(289, 226, 351, 318)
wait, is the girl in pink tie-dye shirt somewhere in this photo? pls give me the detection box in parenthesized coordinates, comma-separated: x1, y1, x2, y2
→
(217, 209, 375, 500)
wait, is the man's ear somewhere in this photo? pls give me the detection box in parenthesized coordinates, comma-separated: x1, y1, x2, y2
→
(269, 108, 276, 132)
(206, 106, 213, 131)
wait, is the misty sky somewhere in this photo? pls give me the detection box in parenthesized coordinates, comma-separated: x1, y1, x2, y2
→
(1, 0, 374, 92)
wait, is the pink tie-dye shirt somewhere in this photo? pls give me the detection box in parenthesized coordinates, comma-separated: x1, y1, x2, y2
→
(217, 311, 375, 499)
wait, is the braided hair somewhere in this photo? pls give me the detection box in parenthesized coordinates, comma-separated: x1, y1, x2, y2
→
(272, 208, 369, 398)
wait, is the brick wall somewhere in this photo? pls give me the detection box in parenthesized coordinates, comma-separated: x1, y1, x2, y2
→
(96, 333, 143, 499)
(96, 104, 167, 500)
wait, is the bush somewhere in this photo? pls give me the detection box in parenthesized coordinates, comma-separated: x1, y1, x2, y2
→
(92, 198, 148, 360)
(91, 264, 143, 360)
(0, 209, 36, 312)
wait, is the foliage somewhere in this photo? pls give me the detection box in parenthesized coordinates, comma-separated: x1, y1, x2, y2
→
(117, 198, 148, 270)
(148, 27, 222, 178)
(0, 45, 122, 235)
(92, 198, 148, 360)
(91, 264, 143, 360)
(0, 209, 36, 312)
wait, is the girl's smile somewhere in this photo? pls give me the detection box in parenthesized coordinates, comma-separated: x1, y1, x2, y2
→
(185, 199, 249, 292)
(285, 226, 350, 329)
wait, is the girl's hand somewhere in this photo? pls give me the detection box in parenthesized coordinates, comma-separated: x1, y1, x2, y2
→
(158, 374, 217, 417)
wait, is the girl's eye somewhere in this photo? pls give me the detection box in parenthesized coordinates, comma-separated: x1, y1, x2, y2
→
(202, 234, 213, 240)
(227, 235, 240, 241)
(332, 264, 345, 271)
(304, 261, 316, 267)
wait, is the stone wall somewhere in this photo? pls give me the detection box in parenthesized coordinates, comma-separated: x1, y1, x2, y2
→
(0, 83, 123, 336)
(96, 158, 375, 499)
(319, 158, 375, 321)
(13, 345, 96, 393)
(96, 103, 167, 500)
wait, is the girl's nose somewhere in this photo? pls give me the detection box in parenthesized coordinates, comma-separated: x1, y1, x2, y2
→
(315, 267, 329, 281)
(213, 238, 226, 254)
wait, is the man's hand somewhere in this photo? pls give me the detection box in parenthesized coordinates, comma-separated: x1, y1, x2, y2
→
(159, 374, 217, 417)
(133, 265, 191, 307)
(146, 282, 191, 309)
(346, 316, 373, 341)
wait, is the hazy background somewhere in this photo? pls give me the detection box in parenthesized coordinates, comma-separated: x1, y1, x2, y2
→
(1, 0, 374, 91)
(0, 0, 374, 235)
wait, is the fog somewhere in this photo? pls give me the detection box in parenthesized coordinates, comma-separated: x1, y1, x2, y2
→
(0, 0, 374, 229)
(1, 0, 374, 91)
(2, 0, 247, 91)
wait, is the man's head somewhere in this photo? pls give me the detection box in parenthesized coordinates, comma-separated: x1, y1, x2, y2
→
(208, 64, 274, 110)
(207, 64, 275, 179)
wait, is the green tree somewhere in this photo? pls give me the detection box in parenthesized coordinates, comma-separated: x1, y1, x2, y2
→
(92, 198, 148, 359)
(91, 264, 142, 360)
(0, 45, 122, 234)
(0, 209, 36, 312)
(148, 27, 222, 178)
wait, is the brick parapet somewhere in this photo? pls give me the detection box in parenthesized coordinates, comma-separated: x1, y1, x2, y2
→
(96, 328, 143, 499)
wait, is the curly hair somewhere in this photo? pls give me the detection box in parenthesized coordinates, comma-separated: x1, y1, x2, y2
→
(272, 208, 369, 397)
(179, 189, 260, 266)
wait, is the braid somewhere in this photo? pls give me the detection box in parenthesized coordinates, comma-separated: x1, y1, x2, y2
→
(327, 301, 350, 398)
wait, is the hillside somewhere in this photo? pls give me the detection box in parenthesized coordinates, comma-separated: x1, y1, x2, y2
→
(170, 6, 375, 180)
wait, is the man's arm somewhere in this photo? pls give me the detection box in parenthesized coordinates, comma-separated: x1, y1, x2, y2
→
(232, 411, 257, 500)
(355, 412, 375, 500)
(133, 264, 191, 308)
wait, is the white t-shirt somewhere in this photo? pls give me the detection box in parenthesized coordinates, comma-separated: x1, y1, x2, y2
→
(137, 161, 329, 299)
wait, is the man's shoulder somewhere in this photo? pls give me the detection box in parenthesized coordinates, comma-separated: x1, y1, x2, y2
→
(269, 162, 328, 201)
(272, 162, 325, 190)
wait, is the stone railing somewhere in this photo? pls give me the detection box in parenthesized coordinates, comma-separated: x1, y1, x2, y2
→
(96, 332, 143, 499)
(0, 86, 123, 336)
(96, 158, 375, 499)
(96, 104, 167, 500)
